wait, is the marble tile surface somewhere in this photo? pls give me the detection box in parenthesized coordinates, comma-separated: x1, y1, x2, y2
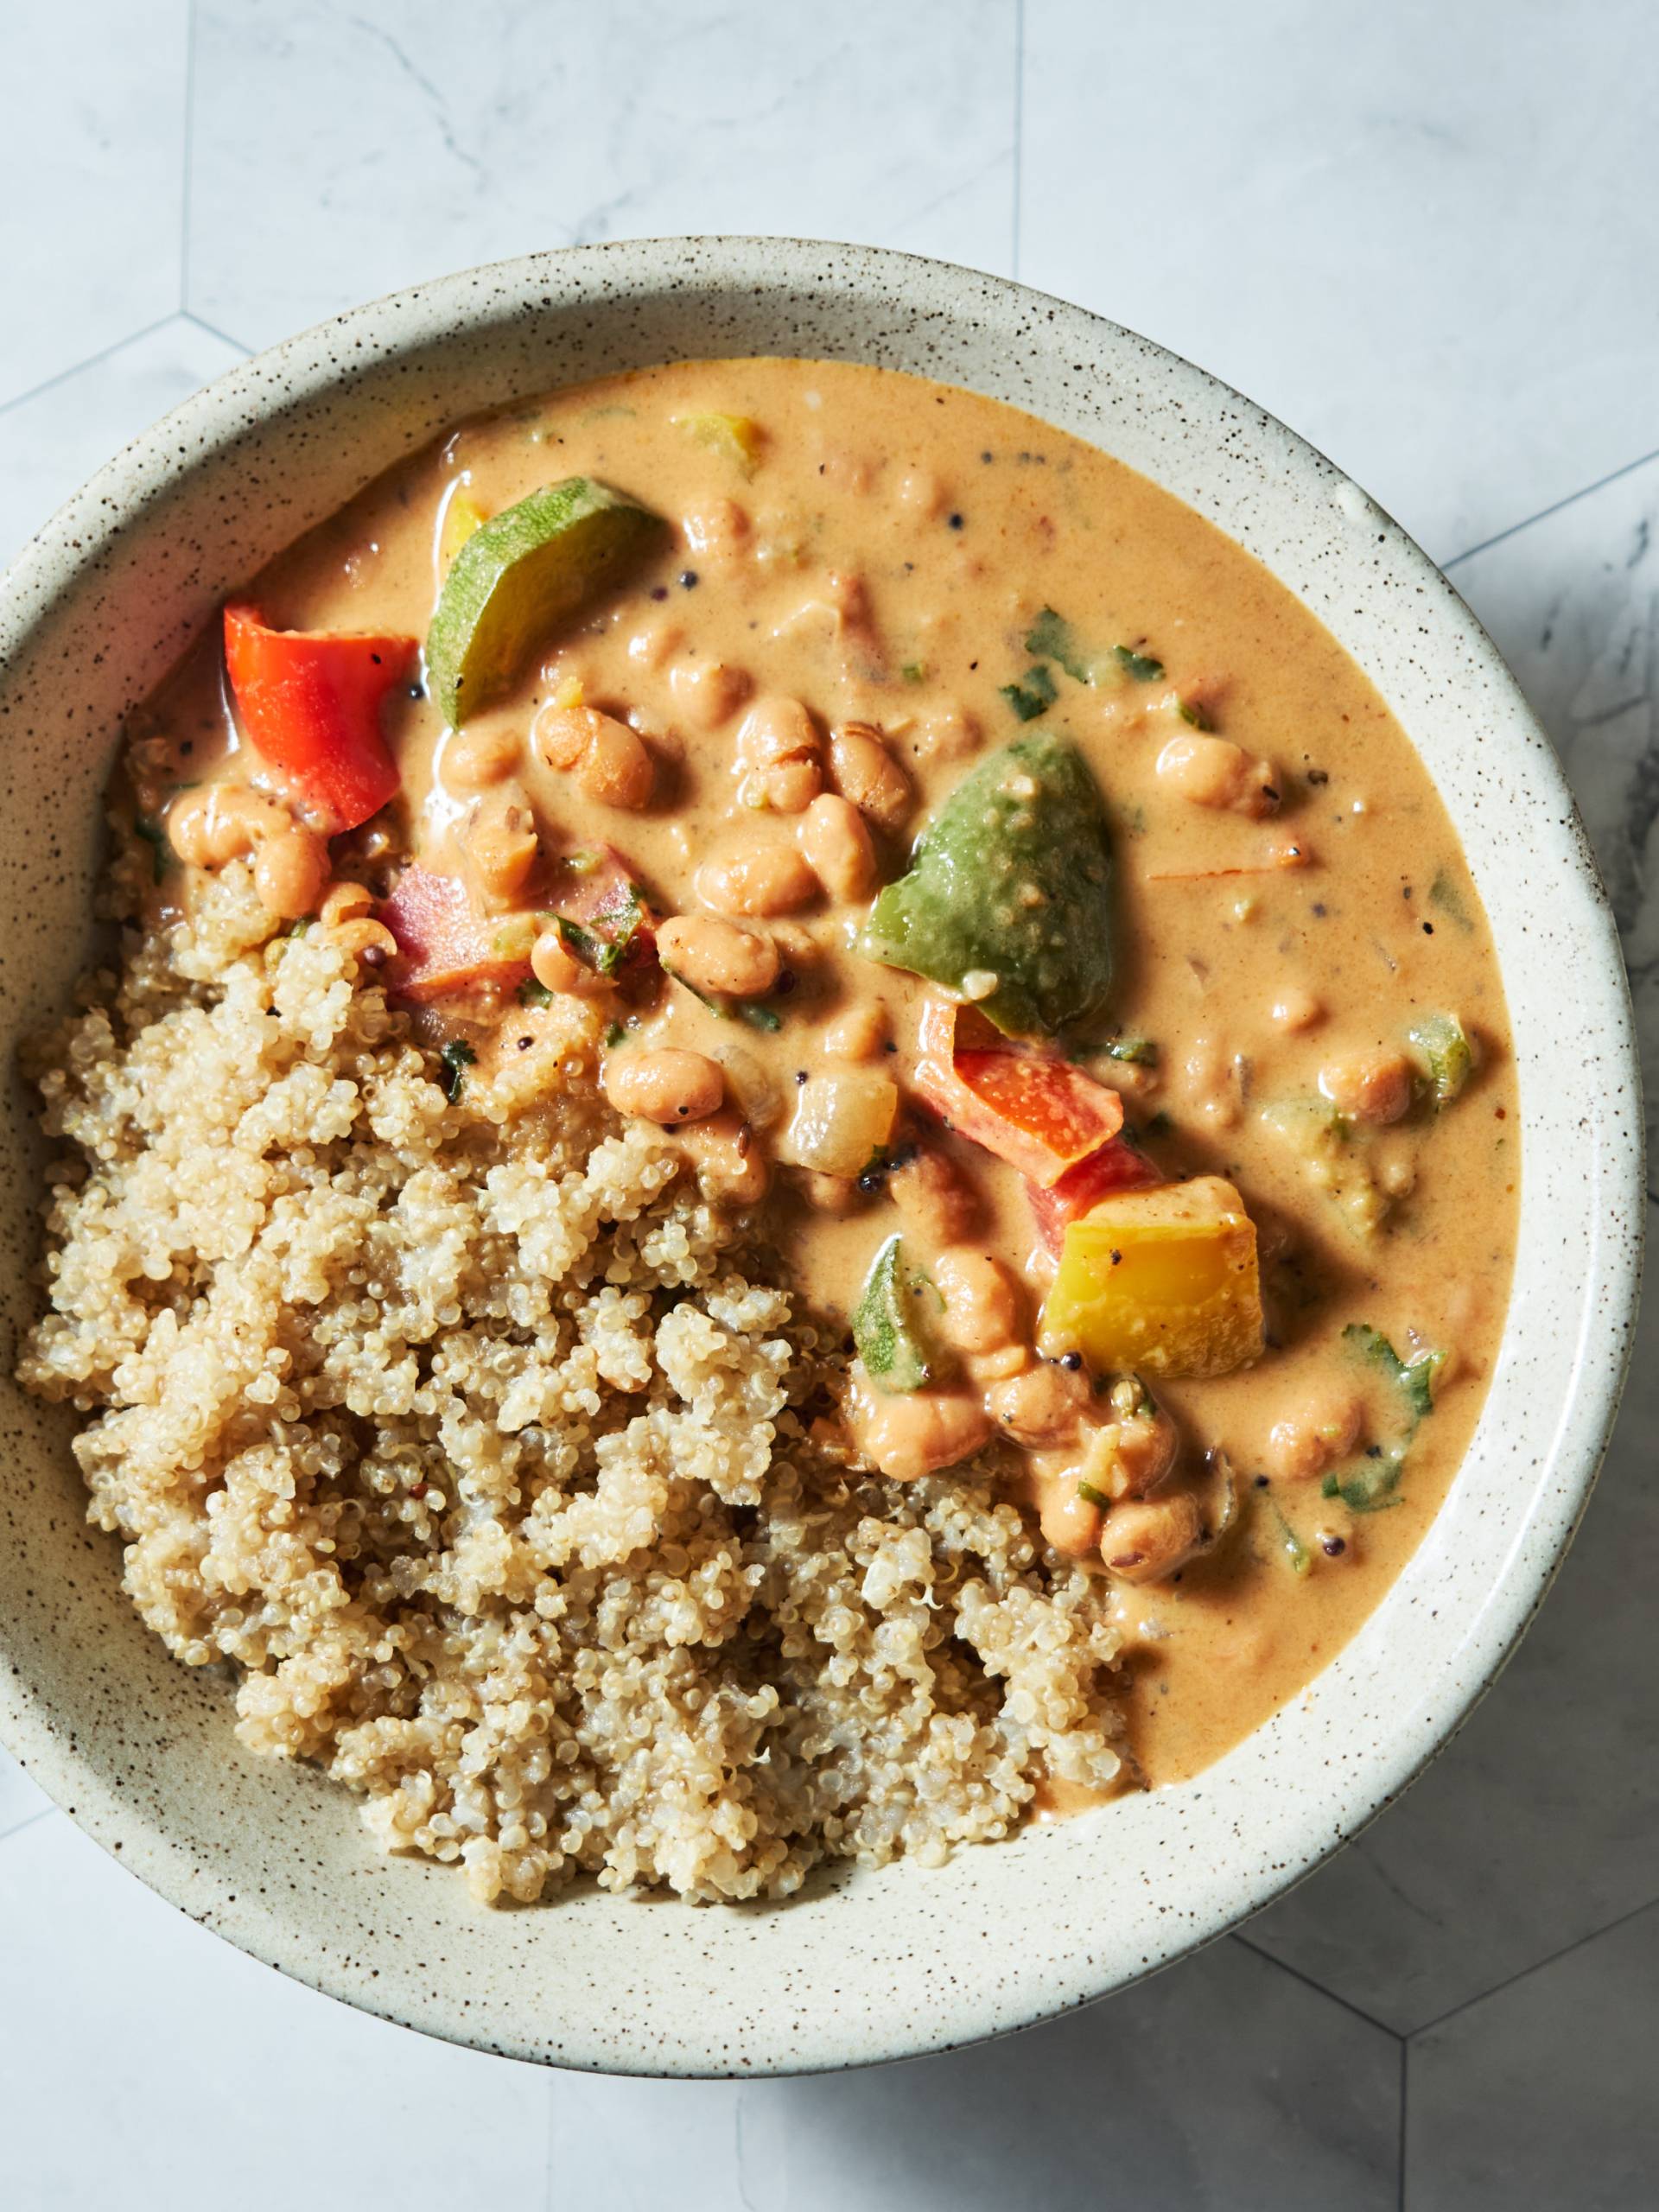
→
(0, 1744, 50, 1843)
(0, 3, 189, 409)
(1248, 1196, 1659, 2031)
(186, 0, 1018, 353)
(0, 1810, 552, 2209)
(1408, 1904, 1659, 2211)
(3, 2, 1659, 2205)
(1020, 0, 1659, 563)
(0, 315, 246, 571)
(552, 1936, 1401, 2212)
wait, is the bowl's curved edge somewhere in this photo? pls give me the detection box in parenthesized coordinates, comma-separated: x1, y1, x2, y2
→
(0, 235, 1644, 2077)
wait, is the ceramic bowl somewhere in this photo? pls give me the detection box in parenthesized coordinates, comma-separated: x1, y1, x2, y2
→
(0, 238, 1641, 2076)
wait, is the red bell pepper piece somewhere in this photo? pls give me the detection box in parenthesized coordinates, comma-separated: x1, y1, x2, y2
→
(378, 865, 531, 1003)
(914, 999, 1125, 1186)
(1027, 1137, 1162, 1255)
(223, 603, 416, 832)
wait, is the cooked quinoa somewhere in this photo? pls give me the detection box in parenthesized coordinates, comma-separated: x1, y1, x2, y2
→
(17, 854, 1127, 1903)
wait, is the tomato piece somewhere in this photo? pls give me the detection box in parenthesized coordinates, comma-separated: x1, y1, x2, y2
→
(223, 603, 415, 832)
(913, 998, 1125, 1186)
(552, 847, 659, 978)
(377, 847, 659, 1005)
(378, 865, 532, 1003)
(1028, 1138, 1162, 1255)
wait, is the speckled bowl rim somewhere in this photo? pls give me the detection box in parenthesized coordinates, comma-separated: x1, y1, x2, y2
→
(0, 238, 1643, 2077)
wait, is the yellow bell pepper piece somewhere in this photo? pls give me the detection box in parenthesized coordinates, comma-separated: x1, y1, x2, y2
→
(671, 410, 766, 475)
(1039, 1175, 1264, 1381)
(438, 488, 488, 573)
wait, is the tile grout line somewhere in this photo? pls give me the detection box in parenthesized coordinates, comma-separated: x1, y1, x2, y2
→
(0, 1804, 57, 1851)
(181, 307, 255, 359)
(180, 0, 198, 312)
(0, 315, 181, 423)
(1444, 435, 1659, 571)
(1407, 1892, 1659, 2044)
(1010, 0, 1025, 279)
(1231, 1930, 1404, 2042)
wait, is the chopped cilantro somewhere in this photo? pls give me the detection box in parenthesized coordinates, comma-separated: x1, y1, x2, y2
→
(516, 976, 553, 1008)
(1000, 664, 1058, 721)
(438, 1039, 477, 1102)
(1113, 644, 1164, 682)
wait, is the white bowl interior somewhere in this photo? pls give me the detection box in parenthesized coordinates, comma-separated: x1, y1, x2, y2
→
(0, 240, 1641, 2075)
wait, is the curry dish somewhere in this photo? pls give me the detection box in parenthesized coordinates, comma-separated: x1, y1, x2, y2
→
(17, 359, 1516, 1900)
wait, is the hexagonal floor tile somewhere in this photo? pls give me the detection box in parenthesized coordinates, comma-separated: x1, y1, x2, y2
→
(1449, 447, 1659, 1160)
(1018, 0, 1659, 563)
(1407, 1901, 1659, 2209)
(0, 315, 246, 569)
(187, 0, 1019, 352)
(1248, 1199, 1659, 2033)
(0, 4, 189, 408)
(550, 1938, 1402, 2210)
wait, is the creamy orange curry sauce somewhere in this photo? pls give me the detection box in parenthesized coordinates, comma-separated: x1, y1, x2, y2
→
(125, 358, 1516, 1789)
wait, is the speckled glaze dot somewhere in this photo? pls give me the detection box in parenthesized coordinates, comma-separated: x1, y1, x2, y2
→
(0, 239, 1642, 2079)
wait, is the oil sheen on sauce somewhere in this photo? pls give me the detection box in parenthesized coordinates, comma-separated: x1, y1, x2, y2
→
(143, 358, 1518, 1794)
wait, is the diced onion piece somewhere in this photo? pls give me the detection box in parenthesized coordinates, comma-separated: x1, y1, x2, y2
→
(776, 1072, 898, 1177)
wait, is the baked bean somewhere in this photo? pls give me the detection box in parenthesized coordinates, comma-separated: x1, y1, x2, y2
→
(798, 793, 877, 900)
(1265, 1388, 1364, 1482)
(847, 1382, 993, 1484)
(603, 1046, 724, 1124)
(675, 1108, 771, 1204)
(682, 499, 750, 561)
(734, 696, 822, 814)
(1107, 1409, 1180, 1499)
(1154, 733, 1279, 818)
(658, 913, 779, 998)
(1270, 987, 1325, 1033)
(1097, 1492, 1205, 1583)
(823, 1000, 891, 1061)
(461, 781, 539, 903)
(167, 784, 288, 868)
(827, 722, 912, 830)
(531, 928, 609, 999)
(668, 659, 752, 731)
(1039, 1479, 1104, 1558)
(987, 1360, 1092, 1448)
(532, 702, 653, 810)
(912, 704, 982, 763)
(897, 467, 947, 515)
(327, 916, 398, 964)
(1179, 1034, 1245, 1133)
(442, 721, 521, 790)
(1319, 1047, 1413, 1125)
(626, 621, 683, 671)
(890, 1147, 978, 1243)
(252, 828, 328, 919)
(793, 1168, 863, 1216)
(318, 879, 374, 928)
(932, 1249, 1022, 1356)
(695, 840, 819, 917)
(575, 716, 653, 810)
